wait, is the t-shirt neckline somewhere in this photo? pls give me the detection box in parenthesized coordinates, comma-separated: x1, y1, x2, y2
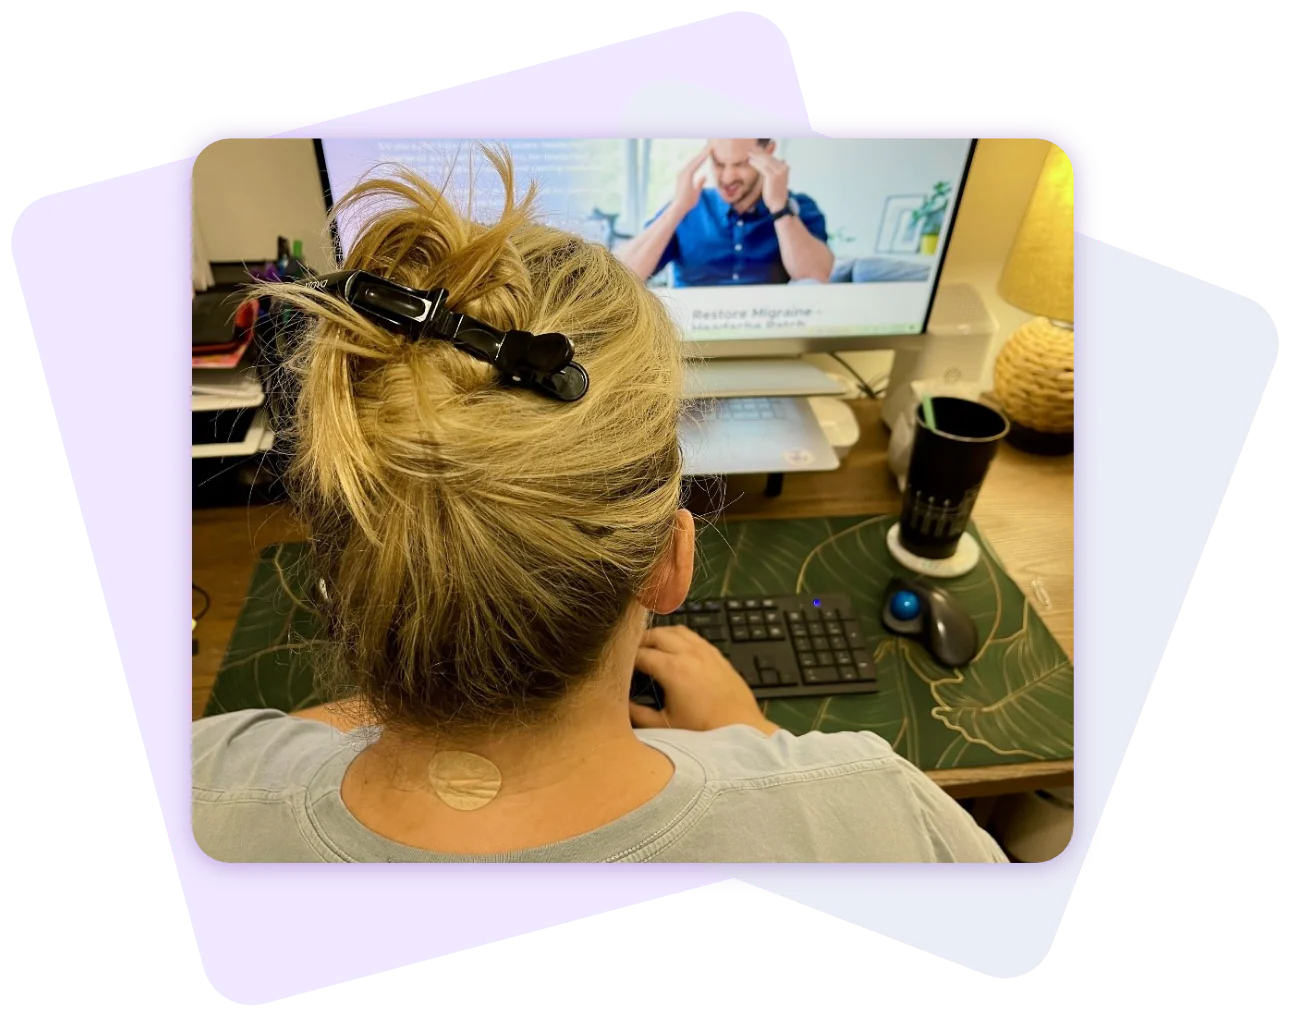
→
(302, 732, 709, 862)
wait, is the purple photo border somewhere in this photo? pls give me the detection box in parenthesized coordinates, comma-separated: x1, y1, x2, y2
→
(683, 874, 771, 890)
(1081, 817, 1102, 869)
(172, 113, 1102, 241)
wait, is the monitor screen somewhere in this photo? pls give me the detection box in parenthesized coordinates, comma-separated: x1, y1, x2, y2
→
(317, 138, 975, 342)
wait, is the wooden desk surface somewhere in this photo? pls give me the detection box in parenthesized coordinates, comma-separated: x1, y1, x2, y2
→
(192, 399, 1073, 796)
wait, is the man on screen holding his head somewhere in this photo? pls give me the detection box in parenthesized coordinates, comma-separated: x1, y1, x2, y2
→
(618, 139, 834, 286)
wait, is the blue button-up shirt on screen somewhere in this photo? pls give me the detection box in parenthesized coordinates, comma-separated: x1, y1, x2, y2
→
(647, 189, 828, 287)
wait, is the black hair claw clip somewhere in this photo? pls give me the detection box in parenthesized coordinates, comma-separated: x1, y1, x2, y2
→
(311, 270, 589, 402)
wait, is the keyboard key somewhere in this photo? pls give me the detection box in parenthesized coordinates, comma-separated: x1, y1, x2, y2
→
(822, 608, 839, 621)
(786, 610, 804, 624)
(844, 623, 867, 649)
(803, 607, 822, 623)
(741, 669, 761, 687)
(749, 626, 768, 641)
(811, 636, 830, 652)
(792, 636, 812, 653)
(703, 626, 728, 643)
(829, 635, 848, 651)
(704, 600, 722, 612)
(759, 669, 781, 686)
(761, 599, 776, 609)
(731, 626, 751, 642)
(798, 652, 818, 669)
(838, 665, 860, 682)
(767, 625, 786, 640)
(825, 621, 844, 636)
(691, 613, 720, 627)
(743, 599, 760, 609)
(852, 650, 872, 666)
(789, 623, 808, 637)
(726, 600, 743, 611)
(764, 610, 780, 624)
(803, 666, 840, 685)
(834, 651, 853, 666)
(686, 602, 706, 613)
(808, 622, 826, 636)
(754, 654, 778, 670)
(816, 652, 835, 667)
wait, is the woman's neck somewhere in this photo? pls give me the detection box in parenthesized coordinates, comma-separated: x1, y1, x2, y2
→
(366, 686, 659, 795)
(338, 615, 674, 854)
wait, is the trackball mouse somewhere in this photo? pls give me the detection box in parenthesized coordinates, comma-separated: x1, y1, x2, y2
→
(880, 576, 979, 668)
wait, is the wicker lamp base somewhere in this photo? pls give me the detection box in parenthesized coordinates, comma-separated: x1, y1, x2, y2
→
(993, 316, 1074, 456)
(1003, 419, 1074, 455)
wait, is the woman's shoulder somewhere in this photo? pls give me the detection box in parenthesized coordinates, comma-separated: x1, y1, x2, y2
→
(192, 709, 368, 798)
(638, 724, 904, 786)
(635, 726, 1007, 862)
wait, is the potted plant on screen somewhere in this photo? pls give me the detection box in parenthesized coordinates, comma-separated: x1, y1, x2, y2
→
(911, 181, 951, 255)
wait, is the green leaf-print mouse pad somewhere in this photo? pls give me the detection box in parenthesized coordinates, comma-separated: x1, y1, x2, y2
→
(203, 515, 1074, 771)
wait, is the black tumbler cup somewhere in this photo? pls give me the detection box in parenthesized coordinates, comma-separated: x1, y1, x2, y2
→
(899, 397, 1010, 559)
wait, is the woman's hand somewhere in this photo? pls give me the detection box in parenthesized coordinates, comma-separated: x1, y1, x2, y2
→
(630, 625, 779, 736)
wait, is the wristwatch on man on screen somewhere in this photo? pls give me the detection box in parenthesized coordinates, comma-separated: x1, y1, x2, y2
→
(770, 196, 800, 222)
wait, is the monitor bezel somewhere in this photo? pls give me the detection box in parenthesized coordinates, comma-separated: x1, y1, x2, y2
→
(314, 138, 344, 269)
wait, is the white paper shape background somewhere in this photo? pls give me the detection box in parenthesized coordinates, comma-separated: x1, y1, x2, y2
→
(10, 13, 1278, 1003)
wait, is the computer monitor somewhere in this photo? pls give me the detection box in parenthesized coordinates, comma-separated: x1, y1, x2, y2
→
(314, 138, 976, 363)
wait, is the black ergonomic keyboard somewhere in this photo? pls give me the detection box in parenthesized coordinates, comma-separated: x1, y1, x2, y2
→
(636, 594, 878, 703)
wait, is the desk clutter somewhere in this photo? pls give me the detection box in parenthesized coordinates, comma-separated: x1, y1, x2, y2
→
(191, 244, 309, 459)
(205, 515, 1073, 774)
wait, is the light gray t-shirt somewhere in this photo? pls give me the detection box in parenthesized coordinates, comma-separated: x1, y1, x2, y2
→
(192, 710, 1007, 862)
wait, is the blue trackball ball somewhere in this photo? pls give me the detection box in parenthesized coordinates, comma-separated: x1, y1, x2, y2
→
(889, 590, 921, 621)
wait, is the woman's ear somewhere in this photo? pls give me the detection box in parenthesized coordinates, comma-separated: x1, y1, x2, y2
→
(638, 510, 695, 615)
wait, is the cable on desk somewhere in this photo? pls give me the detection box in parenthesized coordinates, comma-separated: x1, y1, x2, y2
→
(193, 583, 211, 622)
(829, 352, 882, 400)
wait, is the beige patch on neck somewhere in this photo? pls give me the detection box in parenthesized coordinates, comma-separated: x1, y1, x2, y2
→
(427, 751, 502, 811)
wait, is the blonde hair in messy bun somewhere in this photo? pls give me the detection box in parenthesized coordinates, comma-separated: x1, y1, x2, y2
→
(265, 148, 685, 734)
